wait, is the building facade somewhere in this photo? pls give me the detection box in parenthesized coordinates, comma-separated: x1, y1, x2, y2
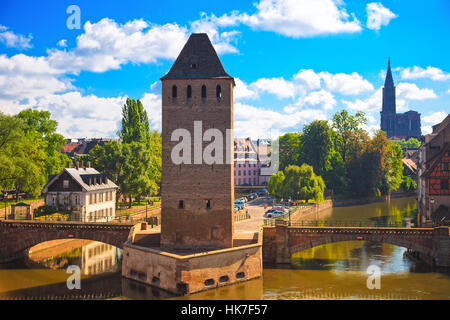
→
(42, 162, 118, 222)
(417, 114, 450, 226)
(380, 59, 422, 139)
(234, 138, 272, 186)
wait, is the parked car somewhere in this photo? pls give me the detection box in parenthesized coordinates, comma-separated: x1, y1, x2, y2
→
(273, 206, 289, 214)
(265, 210, 285, 218)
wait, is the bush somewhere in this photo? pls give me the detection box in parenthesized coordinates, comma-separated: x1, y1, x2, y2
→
(34, 205, 58, 217)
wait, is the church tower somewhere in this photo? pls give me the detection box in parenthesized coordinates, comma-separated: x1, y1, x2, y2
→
(160, 34, 235, 250)
(380, 58, 397, 137)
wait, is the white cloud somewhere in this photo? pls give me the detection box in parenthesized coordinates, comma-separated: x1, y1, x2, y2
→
(234, 78, 258, 100)
(422, 111, 448, 126)
(0, 25, 33, 49)
(140, 92, 162, 131)
(248, 69, 373, 100)
(366, 2, 397, 30)
(396, 83, 437, 100)
(295, 89, 336, 111)
(251, 77, 296, 99)
(400, 66, 450, 81)
(319, 71, 374, 95)
(0, 54, 72, 100)
(57, 39, 67, 48)
(293, 69, 321, 90)
(422, 126, 432, 135)
(47, 19, 189, 74)
(342, 88, 382, 112)
(206, 0, 361, 38)
(234, 102, 326, 138)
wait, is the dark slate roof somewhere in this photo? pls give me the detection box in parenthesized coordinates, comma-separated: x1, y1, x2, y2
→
(384, 58, 394, 88)
(43, 167, 118, 193)
(161, 33, 233, 81)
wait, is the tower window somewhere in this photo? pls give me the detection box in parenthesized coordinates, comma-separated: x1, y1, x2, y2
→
(178, 200, 184, 209)
(187, 85, 192, 99)
(201, 85, 207, 98)
(172, 85, 177, 98)
(205, 199, 211, 209)
(216, 85, 222, 99)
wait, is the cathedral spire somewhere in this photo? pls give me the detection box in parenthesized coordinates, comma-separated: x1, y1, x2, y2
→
(384, 57, 394, 88)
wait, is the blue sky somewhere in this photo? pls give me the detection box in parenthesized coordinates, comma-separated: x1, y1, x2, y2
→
(0, 0, 449, 138)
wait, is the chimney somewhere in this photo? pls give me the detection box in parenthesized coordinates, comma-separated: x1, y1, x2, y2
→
(87, 161, 91, 168)
(67, 161, 71, 168)
(81, 160, 84, 168)
(76, 161, 80, 170)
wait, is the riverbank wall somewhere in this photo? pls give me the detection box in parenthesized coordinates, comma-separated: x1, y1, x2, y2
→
(333, 192, 416, 207)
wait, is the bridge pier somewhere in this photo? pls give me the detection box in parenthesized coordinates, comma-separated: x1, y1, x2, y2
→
(432, 226, 450, 268)
(0, 248, 29, 264)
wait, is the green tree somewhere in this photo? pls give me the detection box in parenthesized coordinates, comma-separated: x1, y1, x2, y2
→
(332, 110, 367, 163)
(16, 109, 69, 178)
(268, 171, 285, 199)
(393, 137, 421, 150)
(0, 112, 46, 199)
(323, 149, 347, 195)
(119, 98, 150, 144)
(300, 120, 333, 176)
(92, 98, 162, 207)
(278, 132, 302, 171)
(282, 164, 325, 202)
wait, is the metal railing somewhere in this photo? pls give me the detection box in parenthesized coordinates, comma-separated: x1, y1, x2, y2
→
(263, 219, 409, 228)
(235, 212, 251, 222)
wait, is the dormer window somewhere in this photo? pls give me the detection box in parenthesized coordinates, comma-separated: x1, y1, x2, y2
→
(190, 63, 197, 69)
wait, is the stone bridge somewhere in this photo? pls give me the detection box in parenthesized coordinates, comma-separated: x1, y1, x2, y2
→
(0, 220, 135, 263)
(263, 221, 450, 268)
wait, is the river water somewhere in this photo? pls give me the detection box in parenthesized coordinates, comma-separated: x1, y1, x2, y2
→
(0, 197, 449, 300)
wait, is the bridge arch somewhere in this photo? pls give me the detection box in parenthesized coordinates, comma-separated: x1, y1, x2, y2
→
(0, 221, 135, 263)
(262, 225, 437, 265)
(289, 233, 434, 258)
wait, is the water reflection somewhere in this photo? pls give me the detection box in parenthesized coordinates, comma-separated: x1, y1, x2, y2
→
(28, 240, 122, 275)
(1, 197, 449, 300)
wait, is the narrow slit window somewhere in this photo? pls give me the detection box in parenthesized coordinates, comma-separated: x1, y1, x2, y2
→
(179, 200, 184, 209)
(205, 199, 211, 209)
(216, 85, 222, 99)
(201, 85, 207, 98)
(187, 85, 192, 99)
(172, 85, 177, 98)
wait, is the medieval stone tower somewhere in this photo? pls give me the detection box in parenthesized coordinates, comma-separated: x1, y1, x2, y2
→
(160, 33, 235, 250)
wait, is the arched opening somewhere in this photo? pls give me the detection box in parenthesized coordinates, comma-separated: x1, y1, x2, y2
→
(27, 239, 123, 276)
(290, 240, 422, 273)
(201, 85, 207, 99)
(187, 85, 192, 99)
(172, 85, 177, 98)
(216, 85, 222, 99)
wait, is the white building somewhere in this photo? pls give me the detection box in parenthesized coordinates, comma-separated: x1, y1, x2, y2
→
(42, 162, 118, 222)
